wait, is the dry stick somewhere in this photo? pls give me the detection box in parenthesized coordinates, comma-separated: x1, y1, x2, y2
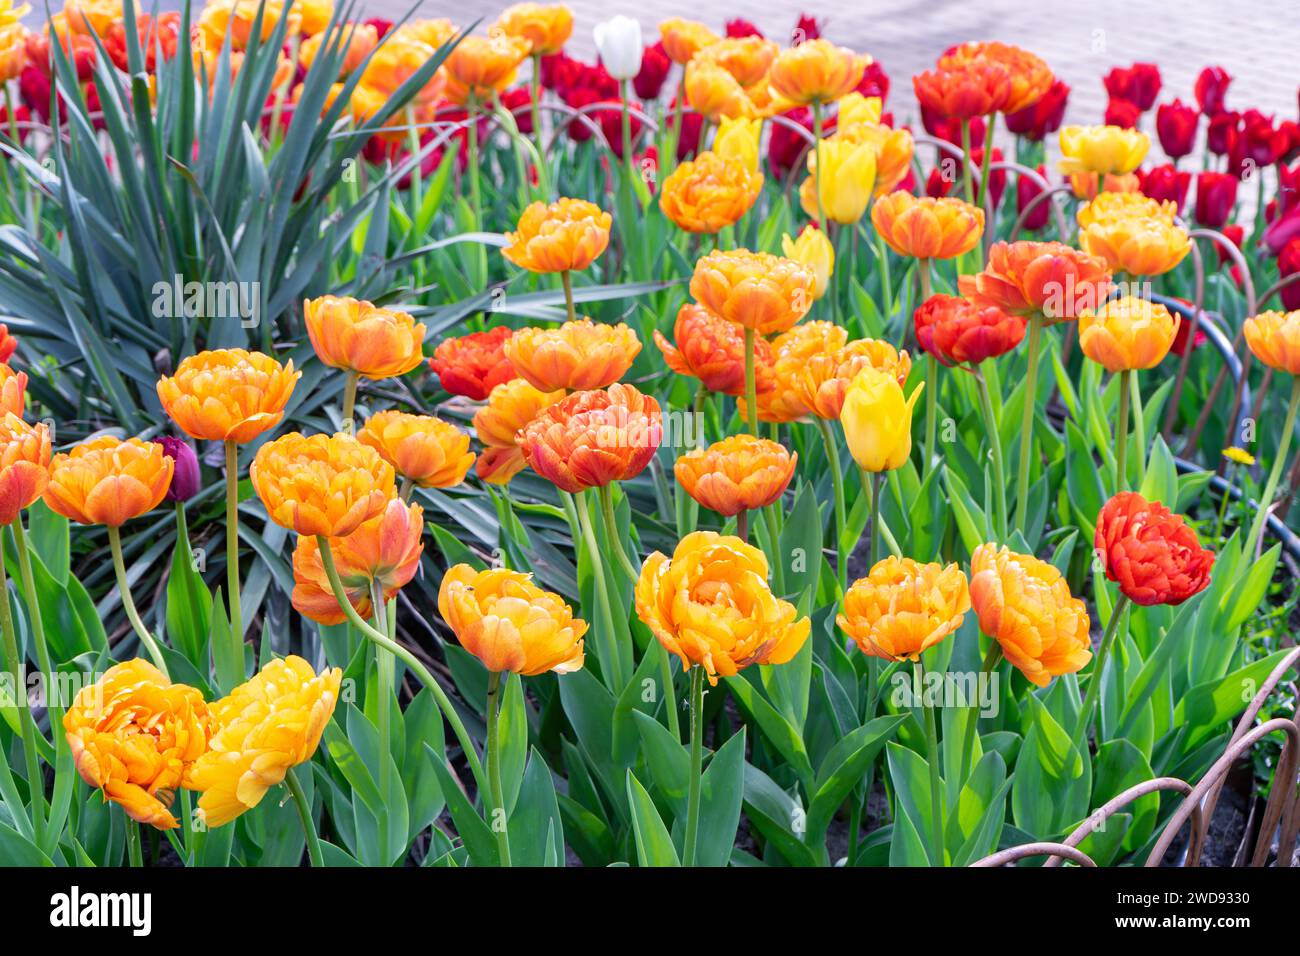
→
(971, 841, 1096, 867)
(1044, 777, 1201, 867)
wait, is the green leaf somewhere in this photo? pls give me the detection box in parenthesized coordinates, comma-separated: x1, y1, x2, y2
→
(806, 715, 906, 843)
(510, 747, 565, 867)
(696, 728, 746, 868)
(626, 770, 680, 867)
(425, 743, 498, 867)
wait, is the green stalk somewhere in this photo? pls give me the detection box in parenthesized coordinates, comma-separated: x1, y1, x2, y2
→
(868, 472, 883, 566)
(960, 120, 976, 205)
(485, 671, 512, 866)
(973, 366, 1008, 540)
(0, 534, 44, 845)
(223, 439, 243, 684)
(681, 665, 705, 867)
(341, 371, 360, 432)
(370, 578, 395, 856)
(575, 492, 628, 690)
(1013, 313, 1044, 532)
(598, 484, 640, 584)
(107, 526, 168, 674)
(316, 537, 486, 794)
(744, 327, 758, 435)
(816, 417, 848, 595)
(811, 100, 826, 232)
(285, 767, 324, 867)
(1246, 377, 1300, 556)
(1074, 595, 1130, 749)
(958, 642, 1002, 780)
(405, 105, 424, 213)
(127, 820, 142, 867)
(915, 658, 945, 865)
(12, 519, 55, 722)
(1114, 369, 1131, 492)
(466, 93, 487, 285)
(530, 52, 545, 178)
(618, 78, 634, 180)
(560, 270, 576, 325)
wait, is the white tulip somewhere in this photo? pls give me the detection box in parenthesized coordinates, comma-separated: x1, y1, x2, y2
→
(593, 15, 643, 81)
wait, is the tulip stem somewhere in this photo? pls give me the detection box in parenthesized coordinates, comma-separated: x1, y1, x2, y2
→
(107, 526, 168, 676)
(466, 93, 487, 286)
(1129, 371, 1146, 489)
(960, 120, 976, 206)
(485, 671, 513, 867)
(574, 494, 628, 691)
(682, 665, 705, 867)
(598, 484, 640, 585)
(341, 371, 359, 432)
(223, 439, 243, 687)
(816, 417, 848, 595)
(868, 472, 883, 566)
(126, 820, 142, 867)
(0, 528, 44, 847)
(1013, 313, 1043, 533)
(618, 78, 634, 181)
(975, 113, 995, 214)
(315, 537, 487, 796)
(370, 579, 396, 860)
(973, 366, 1009, 541)
(743, 327, 759, 436)
(1075, 595, 1129, 751)
(285, 767, 324, 867)
(1114, 370, 1131, 493)
(914, 658, 945, 865)
(531, 52, 546, 185)
(811, 100, 826, 233)
(560, 270, 576, 325)
(1246, 377, 1300, 557)
(959, 642, 1003, 781)
(405, 105, 424, 214)
(12, 519, 56, 724)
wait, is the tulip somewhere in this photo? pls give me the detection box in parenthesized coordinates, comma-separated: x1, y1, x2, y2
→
(781, 226, 835, 300)
(473, 378, 566, 484)
(839, 366, 922, 474)
(1058, 124, 1149, 176)
(187, 657, 342, 829)
(769, 38, 865, 106)
(592, 15, 641, 80)
(1194, 171, 1238, 228)
(658, 18, 716, 66)
(767, 106, 815, 175)
(519, 383, 661, 493)
(654, 303, 775, 398)
(156, 348, 301, 444)
(196, 0, 300, 50)
(690, 249, 816, 336)
(1105, 98, 1141, 130)
(251, 431, 395, 537)
(502, 198, 612, 321)
(684, 56, 756, 122)
(838, 556, 970, 662)
(0, 412, 47, 526)
(303, 294, 427, 389)
(1096, 492, 1214, 607)
(659, 150, 763, 234)
(1242, 310, 1300, 554)
(504, 318, 641, 392)
(1079, 214, 1191, 277)
(1205, 109, 1239, 157)
(833, 118, 914, 196)
(1156, 99, 1198, 159)
(357, 410, 476, 491)
(1016, 163, 1052, 231)
(968, 543, 1091, 688)
(914, 294, 1025, 368)
(1003, 78, 1069, 141)
(495, 3, 573, 56)
(44, 436, 172, 527)
(1104, 62, 1161, 112)
(443, 33, 533, 104)
(64, 660, 210, 829)
(1194, 65, 1231, 115)
(674, 434, 796, 520)
(798, 136, 877, 225)
(939, 41, 1053, 114)
(796, 338, 911, 420)
(1079, 296, 1180, 373)
(634, 40, 671, 99)
(698, 36, 777, 88)
(1139, 163, 1192, 211)
(871, 192, 985, 261)
(0, 323, 17, 364)
(428, 326, 518, 401)
(154, 436, 200, 503)
(0, 362, 25, 417)
(713, 116, 762, 172)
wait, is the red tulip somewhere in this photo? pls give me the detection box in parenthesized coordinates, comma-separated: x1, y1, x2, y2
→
(668, 97, 704, 160)
(793, 14, 821, 42)
(1104, 98, 1141, 130)
(634, 41, 671, 100)
(768, 107, 814, 176)
(1205, 110, 1239, 156)
(1016, 163, 1052, 231)
(1241, 109, 1288, 166)
(856, 60, 891, 102)
(725, 18, 763, 38)
(1155, 99, 1198, 159)
(1216, 224, 1245, 266)
(1194, 171, 1238, 228)
(1279, 238, 1300, 310)
(926, 166, 956, 199)
(914, 294, 1026, 366)
(1194, 66, 1231, 115)
(1095, 492, 1214, 607)
(921, 105, 985, 148)
(1139, 163, 1191, 211)
(1265, 207, 1300, 256)
(1003, 78, 1069, 142)
(1104, 63, 1161, 112)
(499, 87, 534, 134)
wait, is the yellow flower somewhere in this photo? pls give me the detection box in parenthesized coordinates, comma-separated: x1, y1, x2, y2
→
(495, 3, 573, 56)
(1078, 296, 1180, 372)
(1058, 124, 1150, 176)
(799, 137, 876, 225)
(713, 116, 763, 172)
(1243, 310, 1300, 375)
(501, 198, 612, 273)
(685, 56, 756, 122)
(768, 38, 866, 105)
(303, 295, 426, 379)
(634, 531, 810, 684)
(659, 17, 718, 65)
(781, 226, 834, 299)
(442, 33, 532, 104)
(838, 557, 970, 662)
(835, 91, 882, 128)
(834, 119, 914, 196)
(1077, 191, 1178, 229)
(696, 35, 778, 88)
(251, 432, 395, 537)
(186, 656, 342, 827)
(840, 367, 922, 472)
(1078, 215, 1191, 277)
(659, 151, 762, 234)
(357, 410, 475, 488)
(1222, 446, 1255, 467)
(689, 249, 816, 335)
(438, 564, 586, 675)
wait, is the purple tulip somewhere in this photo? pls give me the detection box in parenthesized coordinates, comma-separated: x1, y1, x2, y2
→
(155, 436, 200, 502)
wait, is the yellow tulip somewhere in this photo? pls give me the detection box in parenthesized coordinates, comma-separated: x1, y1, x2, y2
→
(781, 226, 835, 299)
(835, 91, 882, 129)
(840, 367, 922, 472)
(713, 116, 763, 173)
(800, 137, 876, 225)
(1057, 124, 1150, 176)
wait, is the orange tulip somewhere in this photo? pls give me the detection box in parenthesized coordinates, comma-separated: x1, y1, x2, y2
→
(697, 35, 777, 88)
(519, 383, 661, 493)
(958, 240, 1113, 322)
(795, 338, 912, 420)
(501, 198, 612, 274)
(634, 531, 810, 684)
(397, 17, 459, 49)
(473, 378, 566, 484)
(1076, 191, 1178, 229)
(0, 362, 25, 417)
(250, 431, 394, 537)
(0, 413, 50, 525)
(357, 33, 442, 103)
(157, 348, 301, 444)
(300, 22, 378, 77)
(937, 41, 1053, 114)
(1068, 171, 1142, 201)
(64, 659, 211, 829)
(504, 318, 641, 392)
(684, 56, 757, 122)
(0, 323, 17, 363)
(303, 295, 426, 379)
(44, 436, 173, 527)
(737, 320, 847, 424)
(196, 0, 299, 51)
(838, 557, 970, 661)
(659, 150, 763, 234)
(495, 3, 573, 56)
(871, 193, 985, 260)
(968, 543, 1092, 687)
(1078, 214, 1191, 277)
(428, 326, 517, 401)
(675, 434, 796, 517)
(438, 564, 586, 675)
(357, 410, 475, 488)
(913, 60, 1011, 120)
(292, 498, 424, 625)
(768, 38, 866, 105)
(659, 17, 718, 65)
(442, 33, 532, 104)
(1244, 310, 1300, 375)
(690, 249, 816, 335)
(1078, 296, 1180, 372)
(654, 302, 775, 397)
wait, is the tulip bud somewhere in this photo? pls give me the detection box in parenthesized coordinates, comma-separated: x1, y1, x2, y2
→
(781, 226, 835, 299)
(155, 436, 200, 502)
(1194, 66, 1231, 115)
(1155, 99, 1198, 159)
(839, 367, 922, 473)
(1194, 171, 1238, 228)
(593, 15, 642, 81)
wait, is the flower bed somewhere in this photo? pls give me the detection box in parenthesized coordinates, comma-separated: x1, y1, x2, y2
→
(0, 0, 1296, 870)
